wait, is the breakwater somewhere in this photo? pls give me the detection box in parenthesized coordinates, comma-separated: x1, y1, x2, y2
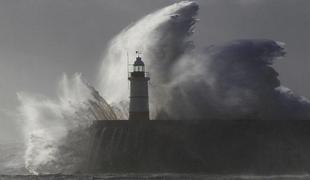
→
(88, 120, 310, 175)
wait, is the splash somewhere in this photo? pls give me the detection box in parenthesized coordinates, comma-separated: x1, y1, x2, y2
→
(18, 73, 116, 174)
(99, 0, 310, 120)
(17, 1, 200, 174)
(160, 39, 310, 120)
(98, 1, 199, 118)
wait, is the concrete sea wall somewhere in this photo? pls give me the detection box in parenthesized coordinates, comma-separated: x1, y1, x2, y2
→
(87, 120, 310, 174)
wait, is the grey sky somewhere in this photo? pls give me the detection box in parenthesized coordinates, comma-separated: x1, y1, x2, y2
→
(0, 0, 309, 142)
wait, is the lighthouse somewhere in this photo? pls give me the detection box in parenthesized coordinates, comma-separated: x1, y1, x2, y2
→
(128, 53, 150, 120)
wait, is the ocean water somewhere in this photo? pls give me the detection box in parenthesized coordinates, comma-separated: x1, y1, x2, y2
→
(1, 174, 310, 180)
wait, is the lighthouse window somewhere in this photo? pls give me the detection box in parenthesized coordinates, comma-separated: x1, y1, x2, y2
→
(134, 66, 144, 72)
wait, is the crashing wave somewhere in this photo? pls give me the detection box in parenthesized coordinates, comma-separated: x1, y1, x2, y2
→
(98, 1, 199, 119)
(99, 0, 310, 120)
(18, 74, 116, 174)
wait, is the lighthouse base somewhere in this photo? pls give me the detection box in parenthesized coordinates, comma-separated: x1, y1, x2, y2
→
(129, 112, 149, 121)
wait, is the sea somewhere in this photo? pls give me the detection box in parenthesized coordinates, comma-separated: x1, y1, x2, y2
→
(1, 174, 310, 180)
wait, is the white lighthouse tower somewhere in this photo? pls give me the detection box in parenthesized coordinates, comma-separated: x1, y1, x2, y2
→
(128, 53, 150, 120)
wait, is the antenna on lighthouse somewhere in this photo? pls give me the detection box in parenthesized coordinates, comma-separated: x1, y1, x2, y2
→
(136, 50, 142, 57)
(127, 52, 130, 89)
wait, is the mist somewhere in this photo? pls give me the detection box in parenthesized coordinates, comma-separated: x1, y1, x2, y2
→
(99, 1, 310, 120)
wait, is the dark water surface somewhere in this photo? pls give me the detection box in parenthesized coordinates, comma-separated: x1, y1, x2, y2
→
(1, 174, 310, 180)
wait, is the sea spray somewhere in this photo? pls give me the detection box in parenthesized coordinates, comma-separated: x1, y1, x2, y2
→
(98, 1, 199, 119)
(158, 39, 310, 120)
(17, 1, 200, 174)
(99, 0, 310, 120)
(18, 73, 116, 174)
